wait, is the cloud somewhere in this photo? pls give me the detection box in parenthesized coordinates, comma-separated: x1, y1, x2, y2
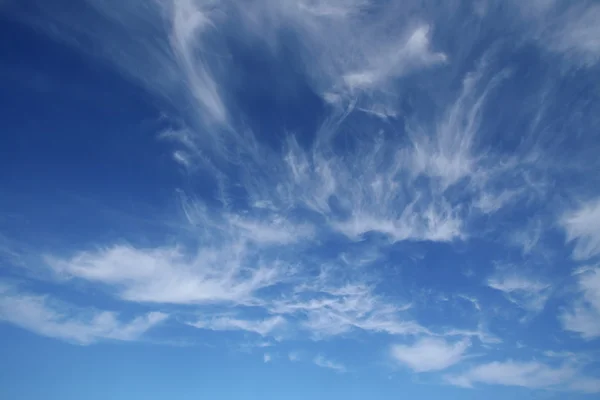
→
(226, 215, 315, 245)
(331, 203, 464, 243)
(390, 337, 470, 372)
(44, 237, 429, 342)
(487, 270, 551, 312)
(561, 305, 600, 340)
(189, 315, 286, 337)
(269, 279, 425, 338)
(45, 240, 429, 341)
(456, 295, 482, 312)
(341, 24, 447, 92)
(404, 60, 511, 190)
(46, 244, 285, 305)
(562, 198, 600, 260)
(288, 351, 301, 362)
(2, 2, 599, 392)
(235, 1, 446, 107)
(560, 266, 600, 339)
(516, 1, 600, 67)
(168, 0, 228, 124)
(569, 377, 600, 394)
(446, 360, 579, 390)
(544, 3, 600, 67)
(0, 285, 166, 345)
(313, 354, 346, 373)
(509, 218, 543, 255)
(447, 358, 600, 394)
(10, 1, 542, 253)
(442, 326, 501, 345)
(268, 53, 538, 248)
(4, 0, 231, 136)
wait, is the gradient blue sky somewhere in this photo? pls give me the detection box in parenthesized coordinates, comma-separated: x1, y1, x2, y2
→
(1, 0, 600, 399)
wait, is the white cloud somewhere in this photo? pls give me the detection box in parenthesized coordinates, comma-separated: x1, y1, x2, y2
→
(269, 280, 425, 338)
(546, 4, 600, 67)
(487, 270, 551, 312)
(331, 203, 464, 243)
(313, 354, 346, 373)
(456, 295, 482, 312)
(445, 360, 593, 392)
(189, 315, 286, 337)
(168, 0, 228, 124)
(342, 24, 447, 92)
(179, 194, 316, 248)
(268, 55, 534, 248)
(488, 276, 549, 294)
(263, 353, 272, 363)
(280, 126, 470, 244)
(8, 0, 230, 134)
(561, 305, 600, 339)
(509, 218, 543, 255)
(235, 1, 446, 108)
(3, 2, 595, 383)
(446, 361, 568, 388)
(560, 266, 600, 339)
(516, 1, 600, 67)
(288, 351, 301, 362)
(296, 0, 369, 19)
(562, 198, 600, 260)
(46, 244, 284, 305)
(442, 327, 501, 345)
(226, 215, 315, 245)
(390, 337, 470, 372)
(0, 285, 166, 345)
(569, 377, 600, 394)
(45, 239, 429, 342)
(404, 61, 508, 189)
(12, 0, 538, 254)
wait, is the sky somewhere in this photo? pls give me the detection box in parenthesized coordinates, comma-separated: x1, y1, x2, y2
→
(1, 0, 600, 399)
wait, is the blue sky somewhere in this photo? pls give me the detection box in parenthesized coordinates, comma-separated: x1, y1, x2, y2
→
(1, 0, 600, 399)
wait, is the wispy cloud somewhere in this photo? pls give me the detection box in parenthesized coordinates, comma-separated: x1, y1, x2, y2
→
(446, 358, 600, 394)
(509, 218, 543, 255)
(0, 284, 166, 345)
(189, 315, 286, 337)
(46, 244, 284, 305)
(391, 337, 470, 372)
(268, 278, 424, 338)
(445, 360, 576, 390)
(168, 0, 228, 125)
(442, 326, 501, 346)
(313, 354, 346, 373)
(487, 269, 552, 312)
(516, 0, 600, 67)
(569, 377, 600, 394)
(560, 266, 600, 339)
(226, 215, 315, 245)
(6, 0, 231, 137)
(542, 3, 600, 67)
(235, 0, 446, 108)
(12, 1, 547, 253)
(1, 0, 600, 394)
(341, 24, 447, 92)
(456, 295, 482, 312)
(562, 198, 600, 261)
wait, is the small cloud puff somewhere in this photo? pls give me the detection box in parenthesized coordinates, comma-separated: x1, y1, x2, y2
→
(391, 337, 470, 372)
(0, 284, 166, 345)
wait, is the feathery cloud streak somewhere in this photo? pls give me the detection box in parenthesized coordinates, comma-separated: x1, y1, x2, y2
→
(0, 0, 599, 396)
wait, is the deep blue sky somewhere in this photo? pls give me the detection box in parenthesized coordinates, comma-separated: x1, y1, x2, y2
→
(1, 1, 600, 399)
